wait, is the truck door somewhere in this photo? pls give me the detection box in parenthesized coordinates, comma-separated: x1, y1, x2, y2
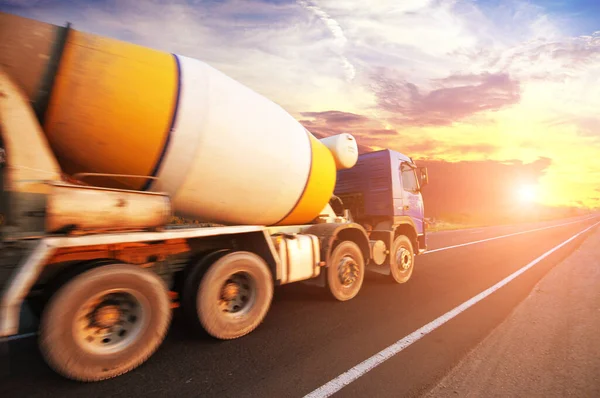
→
(400, 162, 424, 235)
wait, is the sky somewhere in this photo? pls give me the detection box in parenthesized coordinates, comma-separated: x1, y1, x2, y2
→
(1, 0, 599, 210)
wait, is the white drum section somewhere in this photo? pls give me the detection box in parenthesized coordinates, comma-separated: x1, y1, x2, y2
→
(151, 55, 317, 226)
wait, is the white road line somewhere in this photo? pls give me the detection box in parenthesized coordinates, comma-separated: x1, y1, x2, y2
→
(304, 220, 600, 398)
(423, 217, 596, 255)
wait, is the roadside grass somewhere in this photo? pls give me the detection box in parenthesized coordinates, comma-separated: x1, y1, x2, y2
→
(426, 209, 596, 233)
(426, 221, 485, 232)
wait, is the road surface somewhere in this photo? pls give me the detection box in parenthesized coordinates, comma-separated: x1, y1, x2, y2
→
(1, 215, 598, 397)
(425, 224, 600, 397)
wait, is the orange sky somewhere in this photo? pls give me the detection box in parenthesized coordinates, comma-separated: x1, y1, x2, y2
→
(4, 0, 600, 209)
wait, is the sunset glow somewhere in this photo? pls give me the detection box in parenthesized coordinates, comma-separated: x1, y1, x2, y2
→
(2, 0, 599, 211)
(517, 184, 538, 204)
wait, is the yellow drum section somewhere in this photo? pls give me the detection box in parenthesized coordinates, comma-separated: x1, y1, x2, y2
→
(43, 30, 179, 190)
(275, 134, 337, 225)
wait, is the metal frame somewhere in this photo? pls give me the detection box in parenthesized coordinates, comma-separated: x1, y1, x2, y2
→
(0, 224, 279, 338)
(0, 241, 56, 336)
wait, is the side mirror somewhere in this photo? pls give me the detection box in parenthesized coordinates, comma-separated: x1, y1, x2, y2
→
(418, 167, 429, 187)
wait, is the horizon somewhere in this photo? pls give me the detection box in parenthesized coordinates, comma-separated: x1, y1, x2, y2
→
(1, 0, 599, 212)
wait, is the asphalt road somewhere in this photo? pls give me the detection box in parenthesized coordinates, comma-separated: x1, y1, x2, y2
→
(1, 215, 599, 397)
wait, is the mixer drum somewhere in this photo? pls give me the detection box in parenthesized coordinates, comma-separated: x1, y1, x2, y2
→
(0, 14, 337, 226)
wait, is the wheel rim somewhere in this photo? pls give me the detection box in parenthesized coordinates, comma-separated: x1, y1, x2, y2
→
(337, 256, 360, 287)
(218, 272, 256, 316)
(396, 247, 412, 273)
(73, 289, 149, 355)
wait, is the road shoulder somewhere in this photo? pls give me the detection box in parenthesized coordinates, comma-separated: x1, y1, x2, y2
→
(424, 225, 600, 398)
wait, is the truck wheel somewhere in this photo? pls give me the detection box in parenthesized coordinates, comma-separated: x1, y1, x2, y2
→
(327, 241, 365, 301)
(181, 249, 231, 330)
(390, 235, 414, 284)
(38, 264, 171, 382)
(190, 251, 273, 340)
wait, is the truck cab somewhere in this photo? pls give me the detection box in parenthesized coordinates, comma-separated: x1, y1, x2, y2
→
(333, 149, 429, 280)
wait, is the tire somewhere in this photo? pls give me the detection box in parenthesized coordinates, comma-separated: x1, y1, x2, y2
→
(181, 249, 231, 332)
(390, 235, 414, 284)
(191, 251, 273, 340)
(38, 264, 171, 382)
(326, 241, 365, 301)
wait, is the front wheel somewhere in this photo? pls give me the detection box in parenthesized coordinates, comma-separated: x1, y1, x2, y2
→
(327, 241, 365, 301)
(38, 264, 172, 382)
(390, 235, 414, 284)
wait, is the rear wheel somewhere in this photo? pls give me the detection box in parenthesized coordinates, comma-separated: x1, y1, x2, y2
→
(186, 251, 274, 340)
(182, 249, 230, 331)
(327, 241, 365, 301)
(390, 235, 414, 284)
(38, 264, 171, 382)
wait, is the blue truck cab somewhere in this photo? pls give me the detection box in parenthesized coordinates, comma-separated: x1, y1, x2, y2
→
(333, 149, 429, 282)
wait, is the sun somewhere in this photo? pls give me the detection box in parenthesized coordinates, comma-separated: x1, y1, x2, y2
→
(517, 183, 538, 203)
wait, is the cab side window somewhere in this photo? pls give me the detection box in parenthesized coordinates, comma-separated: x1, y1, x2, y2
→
(401, 165, 419, 193)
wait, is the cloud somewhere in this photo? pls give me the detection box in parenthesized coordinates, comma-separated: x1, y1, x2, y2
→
(367, 129, 398, 136)
(297, 0, 347, 47)
(0, 0, 364, 112)
(299, 110, 397, 153)
(296, 0, 356, 81)
(2, 0, 599, 209)
(372, 71, 521, 126)
(472, 31, 600, 83)
(300, 110, 368, 125)
(407, 141, 499, 156)
(299, 109, 504, 159)
(299, 110, 389, 136)
(0, 0, 44, 5)
(545, 115, 600, 139)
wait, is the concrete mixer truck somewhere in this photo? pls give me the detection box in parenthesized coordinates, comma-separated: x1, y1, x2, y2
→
(0, 12, 429, 382)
